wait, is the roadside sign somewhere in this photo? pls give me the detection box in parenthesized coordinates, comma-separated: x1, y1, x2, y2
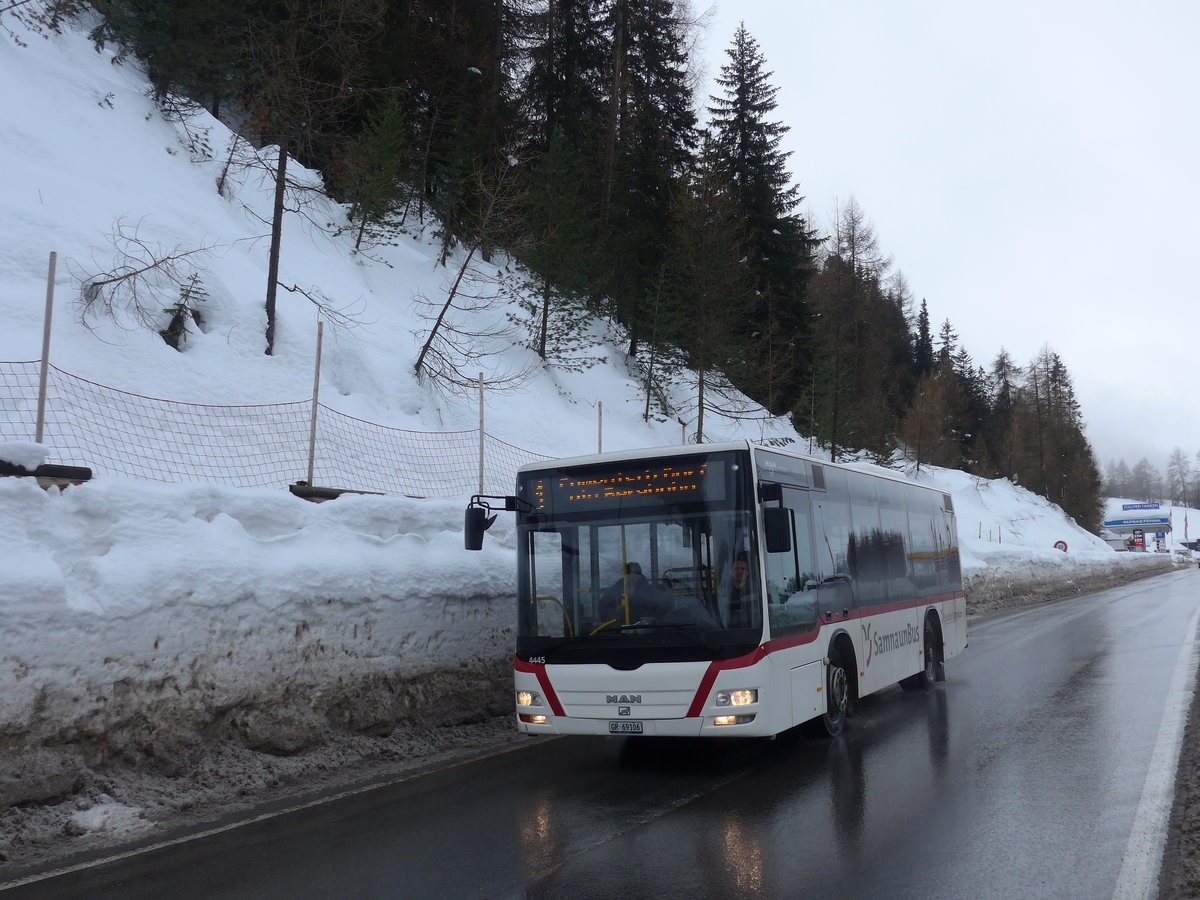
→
(1103, 517, 1171, 529)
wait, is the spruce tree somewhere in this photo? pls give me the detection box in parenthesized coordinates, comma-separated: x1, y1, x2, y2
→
(707, 23, 816, 409)
(521, 0, 610, 155)
(660, 145, 753, 441)
(594, 0, 698, 355)
(985, 348, 1022, 479)
(913, 299, 935, 377)
(513, 131, 602, 368)
(338, 100, 413, 253)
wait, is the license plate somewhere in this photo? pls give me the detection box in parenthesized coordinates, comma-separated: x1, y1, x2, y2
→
(608, 720, 643, 734)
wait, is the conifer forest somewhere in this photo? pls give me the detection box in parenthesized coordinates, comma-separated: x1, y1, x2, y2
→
(23, 0, 1104, 531)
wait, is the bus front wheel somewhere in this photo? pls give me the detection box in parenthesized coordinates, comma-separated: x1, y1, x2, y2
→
(808, 652, 849, 737)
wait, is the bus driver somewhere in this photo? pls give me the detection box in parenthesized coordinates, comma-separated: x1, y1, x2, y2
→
(601, 562, 671, 624)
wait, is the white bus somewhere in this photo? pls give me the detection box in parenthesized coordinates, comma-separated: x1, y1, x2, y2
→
(465, 441, 966, 738)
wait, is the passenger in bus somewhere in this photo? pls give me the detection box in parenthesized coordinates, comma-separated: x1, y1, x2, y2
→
(726, 552, 755, 627)
(600, 562, 672, 624)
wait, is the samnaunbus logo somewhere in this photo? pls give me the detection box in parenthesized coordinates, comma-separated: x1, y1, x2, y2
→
(860, 622, 921, 667)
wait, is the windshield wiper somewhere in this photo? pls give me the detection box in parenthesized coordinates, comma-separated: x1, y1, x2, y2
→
(618, 620, 723, 650)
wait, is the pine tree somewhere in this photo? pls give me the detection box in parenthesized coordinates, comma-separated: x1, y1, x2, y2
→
(521, 0, 609, 154)
(1103, 458, 1131, 497)
(88, 0, 253, 113)
(1129, 458, 1161, 501)
(801, 200, 913, 460)
(1009, 348, 1103, 528)
(512, 131, 602, 368)
(1167, 448, 1192, 506)
(660, 145, 753, 441)
(159, 274, 208, 351)
(913, 299, 934, 377)
(900, 368, 958, 471)
(985, 348, 1021, 479)
(592, 0, 697, 355)
(239, 0, 387, 354)
(337, 100, 413, 253)
(952, 348, 991, 473)
(935, 318, 959, 368)
(706, 22, 817, 411)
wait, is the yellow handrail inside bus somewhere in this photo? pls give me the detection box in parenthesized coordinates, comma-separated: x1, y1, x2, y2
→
(533, 595, 574, 637)
(589, 618, 619, 636)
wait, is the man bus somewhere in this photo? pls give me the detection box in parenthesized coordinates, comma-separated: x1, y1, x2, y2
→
(465, 441, 966, 738)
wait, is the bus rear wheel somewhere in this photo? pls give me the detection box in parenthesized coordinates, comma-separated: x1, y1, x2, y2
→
(900, 621, 937, 692)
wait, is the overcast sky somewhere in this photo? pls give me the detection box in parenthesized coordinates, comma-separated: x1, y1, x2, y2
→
(701, 0, 1200, 473)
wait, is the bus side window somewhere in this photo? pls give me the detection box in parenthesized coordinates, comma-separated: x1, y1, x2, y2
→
(764, 508, 798, 603)
(766, 490, 818, 636)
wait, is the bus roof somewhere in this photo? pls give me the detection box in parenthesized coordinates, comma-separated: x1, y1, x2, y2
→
(516, 441, 949, 498)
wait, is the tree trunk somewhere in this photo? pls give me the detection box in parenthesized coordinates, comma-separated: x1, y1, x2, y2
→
(414, 245, 478, 380)
(601, 0, 625, 222)
(265, 137, 289, 356)
(538, 274, 551, 360)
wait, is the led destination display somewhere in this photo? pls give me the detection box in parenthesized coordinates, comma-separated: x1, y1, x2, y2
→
(529, 459, 726, 512)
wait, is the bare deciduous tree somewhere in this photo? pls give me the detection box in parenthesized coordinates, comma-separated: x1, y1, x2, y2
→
(413, 157, 531, 396)
(240, 0, 385, 355)
(75, 217, 215, 332)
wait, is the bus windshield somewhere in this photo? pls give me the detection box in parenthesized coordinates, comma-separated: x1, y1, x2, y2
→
(514, 451, 762, 663)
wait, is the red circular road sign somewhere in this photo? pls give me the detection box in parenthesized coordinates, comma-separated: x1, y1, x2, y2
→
(1054, 540, 1068, 552)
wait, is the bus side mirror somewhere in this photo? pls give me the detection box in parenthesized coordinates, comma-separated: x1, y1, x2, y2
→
(464, 506, 495, 550)
(763, 507, 792, 554)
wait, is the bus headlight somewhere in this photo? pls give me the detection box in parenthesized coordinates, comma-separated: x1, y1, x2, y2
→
(519, 713, 549, 725)
(516, 691, 542, 707)
(715, 689, 758, 707)
(713, 714, 756, 726)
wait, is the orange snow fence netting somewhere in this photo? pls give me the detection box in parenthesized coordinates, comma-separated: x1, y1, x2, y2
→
(0, 361, 550, 497)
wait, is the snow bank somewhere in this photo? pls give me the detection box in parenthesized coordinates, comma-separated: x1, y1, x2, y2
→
(912, 466, 1178, 612)
(1, 469, 1182, 787)
(1, 477, 519, 782)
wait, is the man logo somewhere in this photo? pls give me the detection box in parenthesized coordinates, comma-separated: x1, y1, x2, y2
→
(606, 694, 642, 704)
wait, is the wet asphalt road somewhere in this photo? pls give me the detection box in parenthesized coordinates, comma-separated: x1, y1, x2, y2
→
(7, 568, 1199, 900)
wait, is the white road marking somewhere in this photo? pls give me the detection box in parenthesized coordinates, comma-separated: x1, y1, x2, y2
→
(1112, 600, 1200, 899)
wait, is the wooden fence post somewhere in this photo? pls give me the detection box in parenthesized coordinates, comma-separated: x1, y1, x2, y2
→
(35, 251, 57, 444)
(306, 321, 324, 485)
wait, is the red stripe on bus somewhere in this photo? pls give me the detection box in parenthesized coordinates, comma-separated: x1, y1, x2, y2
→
(516, 591, 967, 720)
(515, 656, 565, 716)
(684, 591, 966, 716)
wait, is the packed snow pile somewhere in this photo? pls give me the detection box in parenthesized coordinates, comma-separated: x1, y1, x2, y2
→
(1, 474, 519, 776)
(909, 467, 1179, 612)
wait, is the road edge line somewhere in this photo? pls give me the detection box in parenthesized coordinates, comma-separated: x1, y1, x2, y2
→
(1112, 601, 1200, 899)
